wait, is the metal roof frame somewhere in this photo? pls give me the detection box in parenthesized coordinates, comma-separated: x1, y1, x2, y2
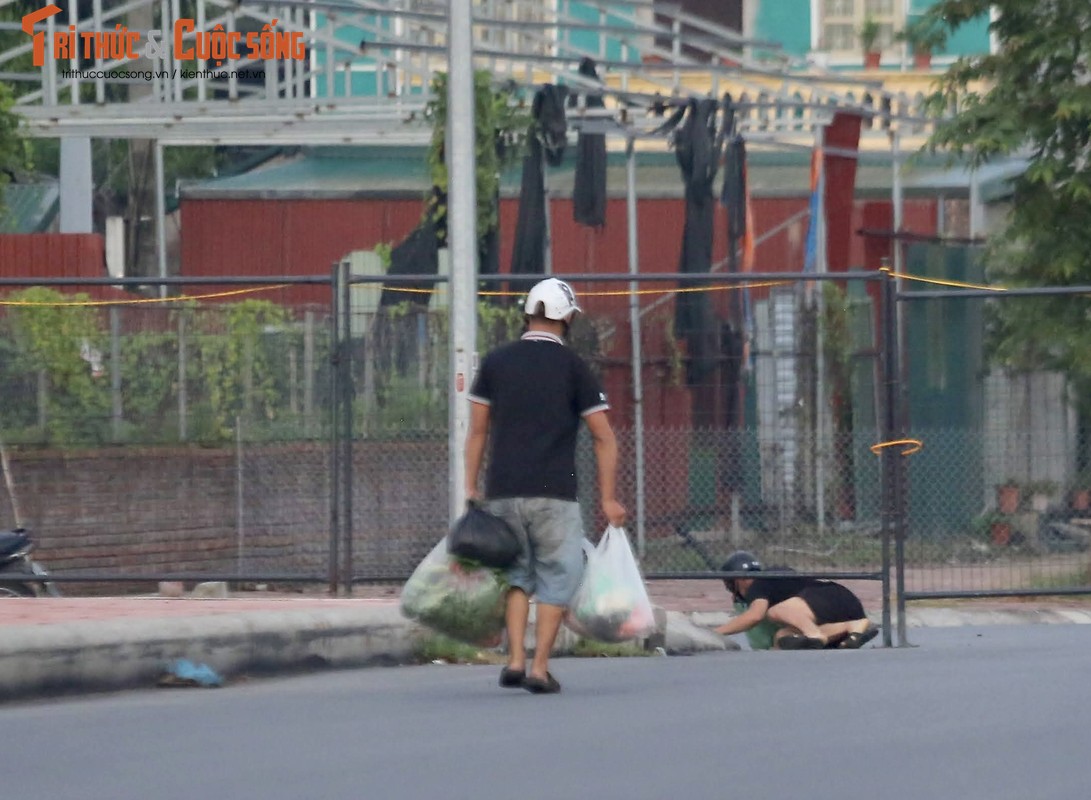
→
(5, 0, 935, 143)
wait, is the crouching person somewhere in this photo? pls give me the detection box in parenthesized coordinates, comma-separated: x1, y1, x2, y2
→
(713, 551, 879, 650)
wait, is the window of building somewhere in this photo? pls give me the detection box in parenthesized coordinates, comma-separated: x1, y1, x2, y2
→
(820, 0, 903, 54)
(475, 0, 553, 56)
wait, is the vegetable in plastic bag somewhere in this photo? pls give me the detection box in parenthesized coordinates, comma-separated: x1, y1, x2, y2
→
(565, 526, 657, 643)
(401, 538, 507, 647)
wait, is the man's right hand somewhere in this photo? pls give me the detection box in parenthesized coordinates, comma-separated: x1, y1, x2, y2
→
(602, 498, 627, 528)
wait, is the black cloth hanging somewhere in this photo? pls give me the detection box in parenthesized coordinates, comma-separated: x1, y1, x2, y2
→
(571, 57, 607, 228)
(717, 96, 748, 476)
(380, 212, 441, 308)
(511, 84, 568, 275)
(672, 97, 723, 384)
(478, 187, 502, 297)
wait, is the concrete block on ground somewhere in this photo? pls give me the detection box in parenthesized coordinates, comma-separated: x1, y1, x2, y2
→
(158, 581, 185, 598)
(192, 582, 229, 599)
(664, 610, 739, 653)
(689, 611, 731, 629)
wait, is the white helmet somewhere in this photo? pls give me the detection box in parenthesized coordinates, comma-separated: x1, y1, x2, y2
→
(523, 278, 581, 321)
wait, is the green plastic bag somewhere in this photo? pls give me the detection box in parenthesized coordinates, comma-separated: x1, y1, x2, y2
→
(401, 539, 507, 647)
(735, 601, 779, 651)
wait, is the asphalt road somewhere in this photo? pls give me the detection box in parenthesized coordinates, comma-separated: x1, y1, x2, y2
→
(3, 625, 1088, 800)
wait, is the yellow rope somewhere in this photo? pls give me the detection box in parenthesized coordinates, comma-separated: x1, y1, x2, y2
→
(870, 438, 923, 456)
(0, 285, 291, 307)
(0, 267, 1024, 308)
(887, 270, 1005, 293)
(389, 279, 793, 299)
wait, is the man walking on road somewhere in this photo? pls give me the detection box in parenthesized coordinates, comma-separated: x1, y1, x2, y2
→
(465, 277, 626, 694)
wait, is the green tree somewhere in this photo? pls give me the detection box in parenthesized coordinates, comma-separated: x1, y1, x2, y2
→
(0, 82, 28, 214)
(923, 1, 1091, 401)
(424, 71, 529, 241)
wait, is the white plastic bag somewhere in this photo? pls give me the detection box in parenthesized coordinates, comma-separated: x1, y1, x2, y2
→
(565, 526, 657, 643)
(400, 538, 507, 647)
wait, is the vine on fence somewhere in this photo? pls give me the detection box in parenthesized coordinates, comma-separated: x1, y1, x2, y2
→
(0, 291, 612, 446)
(1, 288, 111, 443)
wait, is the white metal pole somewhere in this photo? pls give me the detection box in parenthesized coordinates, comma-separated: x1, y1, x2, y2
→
(814, 125, 827, 535)
(448, 0, 478, 525)
(236, 415, 245, 574)
(892, 128, 905, 364)
(625, 138, 647, 557)
(154, 141, 168, 298)
(542, 142, 553, 274)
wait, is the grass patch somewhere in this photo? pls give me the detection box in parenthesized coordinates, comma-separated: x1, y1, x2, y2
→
(414, 632, 653, 664)
(1028, 567, 1091, 592)
(413, 634, 505, 665)
(568, 639, 652, 658)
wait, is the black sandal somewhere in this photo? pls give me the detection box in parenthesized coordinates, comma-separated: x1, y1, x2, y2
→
(499, 667, 525, 688)
(523, 672, 561, 694)
(839, 626, 879, 649)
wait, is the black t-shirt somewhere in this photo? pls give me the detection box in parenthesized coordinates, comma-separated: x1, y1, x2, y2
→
(469, 332, 608, 500)
(743, 574, 827, 608)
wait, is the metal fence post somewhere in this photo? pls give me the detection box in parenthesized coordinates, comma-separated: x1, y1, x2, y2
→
(879, 267, 896, 647)
(340, 260, 354, 596)
(110, 306, 122, 442)
(881, 263, 911, 647)
(328, 263, 341, 596)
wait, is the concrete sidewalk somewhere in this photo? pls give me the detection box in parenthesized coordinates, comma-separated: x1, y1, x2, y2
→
(2, 583, 1091, 702)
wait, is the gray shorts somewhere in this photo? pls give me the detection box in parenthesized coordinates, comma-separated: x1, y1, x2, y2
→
(484, 497, 585, 607)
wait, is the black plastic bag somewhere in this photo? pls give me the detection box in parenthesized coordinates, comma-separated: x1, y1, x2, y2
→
(447, 501, 521, 569)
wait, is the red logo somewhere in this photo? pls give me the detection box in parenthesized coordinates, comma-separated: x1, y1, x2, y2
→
(22, 5, 61, 67)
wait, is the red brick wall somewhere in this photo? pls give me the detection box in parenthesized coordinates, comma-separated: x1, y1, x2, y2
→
(0, 441, 449, 592)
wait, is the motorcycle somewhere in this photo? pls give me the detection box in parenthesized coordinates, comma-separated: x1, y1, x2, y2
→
(0, 528, 60, 597)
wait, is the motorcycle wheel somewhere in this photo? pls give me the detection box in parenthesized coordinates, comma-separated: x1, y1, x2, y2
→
(0, 582, 34, 598)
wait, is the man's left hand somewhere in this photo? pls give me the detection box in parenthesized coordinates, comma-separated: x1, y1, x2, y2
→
(602, 499, 627, 528)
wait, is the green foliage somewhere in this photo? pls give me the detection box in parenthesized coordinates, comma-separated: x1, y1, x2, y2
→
(373, 242, 393, 270)
(896, 15, 947, 54)
(568, 639, 651, 658)
(859, 16, 882, 51)
(477, 300, 524, 350)
(412, 634, 504, 665)
(192, 300, 293, 438)
(0, 294, 314, 447)
(1, 288, 111, 444)
(923, 1, 1091, 405)
(0, 82, 29, 214)
(424, 71, 530, 240)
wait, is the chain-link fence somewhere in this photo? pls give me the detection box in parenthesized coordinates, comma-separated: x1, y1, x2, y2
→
(898, 250, 1091, 600)
(6, 265, 1088, 610)
(0, 278, 337, 589)
(340, 270, 892, 604)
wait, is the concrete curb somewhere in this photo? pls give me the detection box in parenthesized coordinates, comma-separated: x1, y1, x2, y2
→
(0, 605, 427, 702)
(5, 603, 1091, 702)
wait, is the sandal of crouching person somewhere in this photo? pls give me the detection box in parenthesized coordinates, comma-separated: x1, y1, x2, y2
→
(838, 625, 880, 649)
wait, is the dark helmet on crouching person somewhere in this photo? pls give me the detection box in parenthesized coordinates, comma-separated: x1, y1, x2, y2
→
(721, 550, 763, 601)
